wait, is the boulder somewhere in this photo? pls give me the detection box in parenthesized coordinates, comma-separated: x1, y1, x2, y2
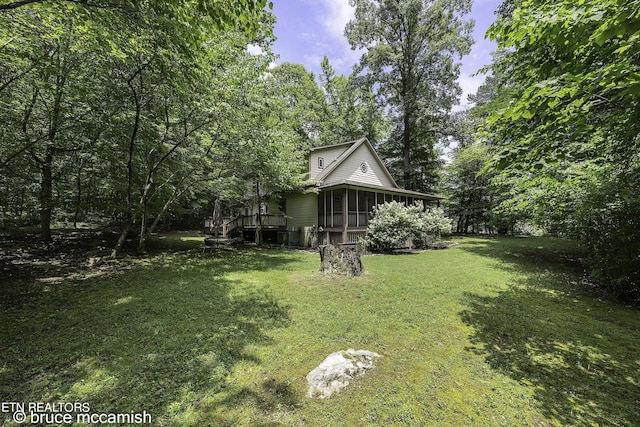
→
(306, 349, 381, 399)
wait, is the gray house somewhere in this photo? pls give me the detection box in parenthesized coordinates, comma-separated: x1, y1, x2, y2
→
(216, 137, 441, 246)
(286, 137, 441, 246)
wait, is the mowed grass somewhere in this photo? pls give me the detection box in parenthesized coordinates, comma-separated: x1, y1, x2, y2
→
(1, 236, 639, 426)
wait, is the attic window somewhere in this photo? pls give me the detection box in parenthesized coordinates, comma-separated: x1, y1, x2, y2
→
(360, 162, 368, 173)
(318, 157, 325, 169)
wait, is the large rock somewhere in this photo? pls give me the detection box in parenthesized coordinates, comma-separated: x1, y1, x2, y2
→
(306, 349, 382, 399)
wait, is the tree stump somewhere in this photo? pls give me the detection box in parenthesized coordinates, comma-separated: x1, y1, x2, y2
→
(319, 243, 363, 277)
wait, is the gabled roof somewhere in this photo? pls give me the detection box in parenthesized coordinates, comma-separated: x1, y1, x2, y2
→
(313, 137, 399, 187)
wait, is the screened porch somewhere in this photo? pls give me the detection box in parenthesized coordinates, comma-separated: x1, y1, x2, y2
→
(317, 186, 439, 230)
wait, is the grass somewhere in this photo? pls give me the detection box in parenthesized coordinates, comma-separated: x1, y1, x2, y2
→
(1, 235, 639, 426)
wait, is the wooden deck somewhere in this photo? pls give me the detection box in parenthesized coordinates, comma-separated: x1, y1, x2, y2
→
(223, 214, 287, 237)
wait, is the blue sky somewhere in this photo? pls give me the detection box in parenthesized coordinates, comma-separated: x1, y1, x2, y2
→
(270, 0, 502, 109)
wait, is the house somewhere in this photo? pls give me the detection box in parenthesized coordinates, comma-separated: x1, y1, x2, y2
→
(284, 137, 442, 246)
(216, 137, 442, 246)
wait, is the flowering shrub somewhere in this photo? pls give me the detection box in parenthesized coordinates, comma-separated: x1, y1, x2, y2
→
(366, 201, 451, 253)
(415, 207, 452, 248)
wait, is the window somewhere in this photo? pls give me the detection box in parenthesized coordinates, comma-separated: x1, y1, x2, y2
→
(360, 162, 368, 173)
(318, 157, 324, 169)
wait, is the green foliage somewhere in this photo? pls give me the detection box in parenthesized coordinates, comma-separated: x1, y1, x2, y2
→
(0, 0, 302, 253)
(266, 57, 389, 151)
(316, 56, 390, 147)
(267, 62, 325, 150)
(484, 0, 640, 298)
(442, 143, 496, 233)
(366, 201, 451, 252)
(415, 206, 452, 247)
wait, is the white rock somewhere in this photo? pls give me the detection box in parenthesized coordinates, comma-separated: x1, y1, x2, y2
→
(306, 349, 382, 398)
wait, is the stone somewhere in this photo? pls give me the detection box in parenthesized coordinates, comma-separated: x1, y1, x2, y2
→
(306, 349, 382, 399)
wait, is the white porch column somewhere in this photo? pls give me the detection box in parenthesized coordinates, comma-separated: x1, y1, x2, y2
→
(342, 188, 348, 243)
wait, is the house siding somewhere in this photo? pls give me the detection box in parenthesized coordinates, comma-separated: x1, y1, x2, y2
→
(285, 193, 317, 229)
(309, 145, 351, 180)
(247, 197, 280, 216)
(323, 143, 395, 187)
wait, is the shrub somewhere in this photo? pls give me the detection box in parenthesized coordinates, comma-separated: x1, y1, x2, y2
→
(415, 207, 452, 248)
(366, 202, 451, 253)
(366, 201, 421, 253)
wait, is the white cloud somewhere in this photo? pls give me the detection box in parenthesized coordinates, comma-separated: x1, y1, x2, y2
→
(303, 53, 325, 70)
(319, 0, 355, 40)
(309, 0, 361, 76)
(454, 72, 486, 111)
(246, 44, 264, 56)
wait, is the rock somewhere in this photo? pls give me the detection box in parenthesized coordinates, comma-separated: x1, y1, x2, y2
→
(306, 349, 382, 398)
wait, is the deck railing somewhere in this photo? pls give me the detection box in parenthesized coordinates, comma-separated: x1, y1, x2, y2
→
(224, 214, 287, 236)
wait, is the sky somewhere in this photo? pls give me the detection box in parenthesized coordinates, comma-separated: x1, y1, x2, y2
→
(270, 0, 503, 110)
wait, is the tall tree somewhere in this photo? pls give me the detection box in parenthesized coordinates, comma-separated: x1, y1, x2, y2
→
(267, 62, 325, 150)
(317, 56, 388, 146)
(0, 4, 112, 238)
(345, 0, 473, 191)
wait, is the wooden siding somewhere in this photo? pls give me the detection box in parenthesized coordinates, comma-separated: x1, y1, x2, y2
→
(309, 145, 351, 180)
(285, 193, 318, 229)
(323, 143, 395, 187)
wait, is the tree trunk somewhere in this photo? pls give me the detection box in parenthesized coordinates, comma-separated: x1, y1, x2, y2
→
(137, 209, 147, 253)
(39, 146, 54, 240)
(254, 180, 263, 245)
(112, 68, 142, 258)
(403, 107, 412, 190)
(137, 176, 153, 254)
(112, 224, 130, 258)
(319, 244, 363, 277)
(73, 156, 86, 228)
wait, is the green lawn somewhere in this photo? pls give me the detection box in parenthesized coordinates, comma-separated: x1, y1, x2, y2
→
(1, 236, 639, 426)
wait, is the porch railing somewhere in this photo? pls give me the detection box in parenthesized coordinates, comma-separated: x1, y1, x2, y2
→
(225, 214, 287, 236)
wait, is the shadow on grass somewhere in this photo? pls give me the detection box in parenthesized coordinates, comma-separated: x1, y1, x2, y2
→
(458, 237, 640, 426)
(0, 249, 302, 426)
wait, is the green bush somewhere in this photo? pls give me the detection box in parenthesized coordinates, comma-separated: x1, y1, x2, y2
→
(574, 164, 640, 300)
(366, 201, 451, 253)
(415, 207, 453, 248)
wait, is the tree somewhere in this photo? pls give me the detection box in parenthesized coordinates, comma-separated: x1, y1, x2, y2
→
(267, 62, 325, 150)
(345, 0, 473, 191)
(0, 0, 271, 39)
(0, 0, 275, 249)
(0, 5, 113, 238)
(442, 143, 494, 233)
(317, 56, 389, 146)
(485, 0, 640, 297)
